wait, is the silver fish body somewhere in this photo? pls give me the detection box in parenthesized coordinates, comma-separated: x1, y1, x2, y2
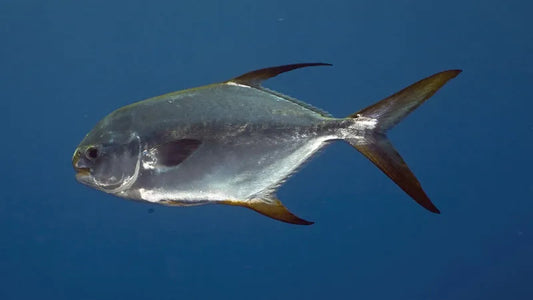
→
(73, 63, 461, 224)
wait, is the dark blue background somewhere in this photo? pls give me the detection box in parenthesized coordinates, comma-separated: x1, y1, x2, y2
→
(2, 1, 532, 299)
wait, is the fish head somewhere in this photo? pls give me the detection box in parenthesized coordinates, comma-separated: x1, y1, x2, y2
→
(73, 122, 142, 194)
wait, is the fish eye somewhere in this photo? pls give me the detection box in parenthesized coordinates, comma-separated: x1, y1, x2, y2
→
(85, 146, 99, 160)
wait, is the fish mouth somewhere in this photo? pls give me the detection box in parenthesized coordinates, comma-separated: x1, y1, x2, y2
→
(72, 149, 91, 178)
(73, 162, 92, 184)
(74, 166, 91, 177)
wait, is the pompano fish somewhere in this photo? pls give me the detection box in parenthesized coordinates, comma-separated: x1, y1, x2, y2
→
(72, 63, 461, 225)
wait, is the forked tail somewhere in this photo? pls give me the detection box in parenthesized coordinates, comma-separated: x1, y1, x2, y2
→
(345, 70, 462, 213)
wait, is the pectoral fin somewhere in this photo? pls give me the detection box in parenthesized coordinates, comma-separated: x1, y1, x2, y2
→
(156, 139, 202, 167)
(221, 198, 314, 225)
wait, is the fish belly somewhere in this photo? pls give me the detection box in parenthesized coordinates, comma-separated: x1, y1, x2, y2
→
(130, 131, 331, 204)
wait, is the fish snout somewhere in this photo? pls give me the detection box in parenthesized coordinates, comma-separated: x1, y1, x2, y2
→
(72, 148, 90, 176)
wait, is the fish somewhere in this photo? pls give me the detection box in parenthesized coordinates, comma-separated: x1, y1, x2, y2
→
(72, 63, 461, 225)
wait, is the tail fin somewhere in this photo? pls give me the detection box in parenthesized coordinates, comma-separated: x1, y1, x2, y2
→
(346, 70, 461, 213)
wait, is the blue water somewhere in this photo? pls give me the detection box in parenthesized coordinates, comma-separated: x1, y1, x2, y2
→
(2, 1, 532, 299)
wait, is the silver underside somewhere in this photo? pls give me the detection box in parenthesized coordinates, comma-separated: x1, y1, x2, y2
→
(124, 134, 334, 204)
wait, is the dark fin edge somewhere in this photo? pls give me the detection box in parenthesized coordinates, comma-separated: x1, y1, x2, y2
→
(228, 63, 332, 87)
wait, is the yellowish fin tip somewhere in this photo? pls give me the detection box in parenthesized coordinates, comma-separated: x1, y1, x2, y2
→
(221, 198, 314, 225)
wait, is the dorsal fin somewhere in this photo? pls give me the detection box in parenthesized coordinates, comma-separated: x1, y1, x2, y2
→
(228, 63, 332, 87)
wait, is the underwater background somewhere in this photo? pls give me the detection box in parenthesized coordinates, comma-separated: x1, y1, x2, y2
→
(2, 0, 532, 299)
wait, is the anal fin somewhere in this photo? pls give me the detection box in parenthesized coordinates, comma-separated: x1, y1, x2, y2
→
(221, 198, 314, 225)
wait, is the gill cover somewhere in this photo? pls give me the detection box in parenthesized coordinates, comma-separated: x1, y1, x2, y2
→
(74, 132, 142, 193)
